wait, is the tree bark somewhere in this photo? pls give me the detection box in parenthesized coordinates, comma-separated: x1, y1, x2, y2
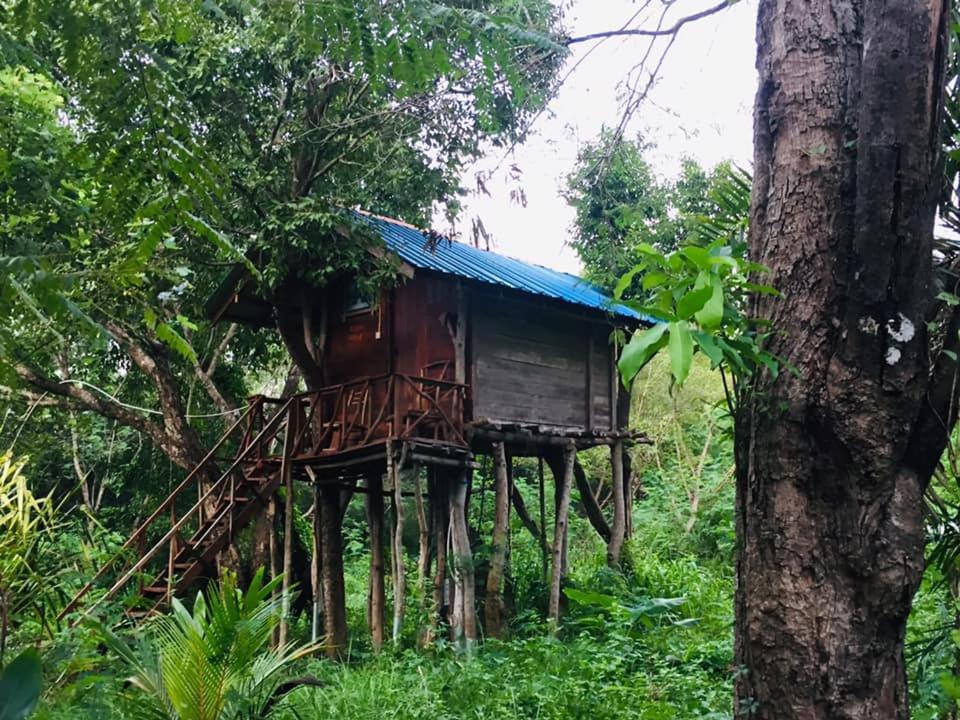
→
(366, 472, 386, 652)
(320, 485, 347, 659)
(737, 0, 949, 716)
(607, 440, 625, 569)
(484, 442, 510, 638)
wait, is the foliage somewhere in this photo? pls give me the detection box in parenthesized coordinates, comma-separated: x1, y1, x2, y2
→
(564, 130, 735, 291)
(0, 649, 42, 720)
(0, 453, 57, 659)
(98, 570, 316, 720)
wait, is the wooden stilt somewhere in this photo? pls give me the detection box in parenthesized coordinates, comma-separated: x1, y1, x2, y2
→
(607, 439, 626, 569)
(390, 444, 406, 644)
(413, 464, 430, 645)
(279, 410, 296, 647)
(431, 470, 449, 644)
(538, 456, 547, 584)
(623, 449, 634, 540)
(311, 483, 322, 644)
(485, 442, 510, 638)
(366, 472, 385, 652)
(449, 467, 476, 651)
(548, 444, 575, 630)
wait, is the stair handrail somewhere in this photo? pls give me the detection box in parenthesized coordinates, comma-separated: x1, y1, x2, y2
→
(58, 396, 289, 621)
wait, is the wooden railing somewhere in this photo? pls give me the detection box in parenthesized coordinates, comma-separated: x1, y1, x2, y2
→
(59, 397, 295, 622)
(263, 373, 467, 460)
(59, 374, 467, 622)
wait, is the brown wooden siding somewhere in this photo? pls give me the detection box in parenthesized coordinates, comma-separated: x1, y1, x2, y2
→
(391, 275, 457, 379)
(323, 279, 390, 385)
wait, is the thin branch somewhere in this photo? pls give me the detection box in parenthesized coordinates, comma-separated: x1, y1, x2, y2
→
(564, 1, 731, 46)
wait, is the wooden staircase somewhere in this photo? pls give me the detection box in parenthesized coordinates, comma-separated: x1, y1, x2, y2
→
(59, 396, 297, 623)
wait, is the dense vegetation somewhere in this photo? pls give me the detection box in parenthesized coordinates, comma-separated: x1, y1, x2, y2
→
(4, 1, 960, 718)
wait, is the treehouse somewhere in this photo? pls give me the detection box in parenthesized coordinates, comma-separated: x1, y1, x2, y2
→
(62, 211, 649, 655)
(207, 212, 643, 459)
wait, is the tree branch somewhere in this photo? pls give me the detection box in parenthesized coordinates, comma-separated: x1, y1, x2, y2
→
(564, 1, 731, 46)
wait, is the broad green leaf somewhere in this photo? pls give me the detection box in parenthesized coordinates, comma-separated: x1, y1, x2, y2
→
(563, 588, 617, 608)
(618, 323, 669, 384)
(668, 320, 693, 386)
(0, 649, 42, 720)
(692, 331, 723, 368)
(679, 245, 710, 269)
(694, 275, 724, 329)
(677, 284, 713, 320)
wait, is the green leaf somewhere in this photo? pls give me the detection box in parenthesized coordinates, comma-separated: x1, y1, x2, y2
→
(0, 649, 42, 720)
(694, 275, 724, 330)
(618, 323, 669, 384)
(614, 264, 644, 299)
(692, 331, 723, 368)
(938, 291, 960, 307)
(563, 588, 617, 608)
(155, 322, 197, 364)
(677, 284, 713, 320)
(668, 320, 693, 386)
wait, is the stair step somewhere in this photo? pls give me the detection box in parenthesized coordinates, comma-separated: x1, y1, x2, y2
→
(142, 585, 171, 596)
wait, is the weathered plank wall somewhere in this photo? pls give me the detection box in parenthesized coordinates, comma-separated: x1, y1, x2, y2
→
(470, 292, 617, 431)
(392, 275, 457, 378)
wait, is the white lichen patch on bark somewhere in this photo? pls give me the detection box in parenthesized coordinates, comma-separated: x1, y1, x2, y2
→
(886, 347, 902, 365)
(887, 314, 915, 343)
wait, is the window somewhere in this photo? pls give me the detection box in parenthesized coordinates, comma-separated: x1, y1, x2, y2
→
(344, 278, 373, 314)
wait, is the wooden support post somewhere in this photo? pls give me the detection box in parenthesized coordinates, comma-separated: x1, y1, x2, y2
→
(623, 449, 634, 540)
(607, 439, 626, 570)
(548, 444, 575, 631)
(485, 442, 510, 638)
(390, 444, 406, 644)
(449, 467, 476, 652)
(279, 410, 296, 647)
(430, 470, 449, 644)
(538, 456, 547, 584)
(311, 482, 322, 644)
(413, 464, 430, 645)
(320, 484, 348, 659)
(366, 472, 386, 652)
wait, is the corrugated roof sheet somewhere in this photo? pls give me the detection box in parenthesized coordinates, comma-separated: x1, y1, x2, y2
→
(358, 213, 643, 322)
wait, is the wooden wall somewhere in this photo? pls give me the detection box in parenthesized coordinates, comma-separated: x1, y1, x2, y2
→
(391, 275, 457, 378)
(322, 278, 390, 385)
(470, 291, 620, 431)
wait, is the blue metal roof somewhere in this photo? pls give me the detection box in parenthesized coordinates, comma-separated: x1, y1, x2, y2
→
(357, 213, 643, 322)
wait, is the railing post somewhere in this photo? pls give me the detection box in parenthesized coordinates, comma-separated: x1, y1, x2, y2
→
(392, 375, 400, 439)
(167, 504, 177, 602)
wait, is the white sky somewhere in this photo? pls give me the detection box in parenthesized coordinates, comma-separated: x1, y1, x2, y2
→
(441, 0, 758, 275)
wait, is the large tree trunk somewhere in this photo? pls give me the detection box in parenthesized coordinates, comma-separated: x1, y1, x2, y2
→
(320, 485, 347, 658)
(737, 0, 948, 716)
